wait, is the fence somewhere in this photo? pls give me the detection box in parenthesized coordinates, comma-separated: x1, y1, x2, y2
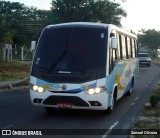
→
(0, 45, 33, 62)
(12, 48, 33, 61)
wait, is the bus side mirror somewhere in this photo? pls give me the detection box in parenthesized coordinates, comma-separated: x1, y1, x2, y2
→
(111, 38, 117, 49)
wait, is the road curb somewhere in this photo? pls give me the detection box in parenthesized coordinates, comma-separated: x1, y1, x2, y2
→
(0, 78, 29, 89)
(0, 87, 29, 93)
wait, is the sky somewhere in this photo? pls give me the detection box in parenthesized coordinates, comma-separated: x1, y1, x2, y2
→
(118, 0, 160, 32)
(7, 0, 52, 11)
(6, 0, 160, 33)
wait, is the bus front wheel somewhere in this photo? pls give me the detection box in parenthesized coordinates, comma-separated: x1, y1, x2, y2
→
(44, 107, 55, 113)
(102, 97, 115, 114)
(106, 88, 117, 114)
(107, 98, 115, 114)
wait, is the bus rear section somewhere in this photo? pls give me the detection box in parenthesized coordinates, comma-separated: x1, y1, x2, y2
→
(30, 23, 110, 112)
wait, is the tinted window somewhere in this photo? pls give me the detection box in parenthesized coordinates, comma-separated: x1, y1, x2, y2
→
(131, 39, 135, 58)
(121, 35, 126, 59)
(34, 26, 107, 73)
(138, 53, 149, 57)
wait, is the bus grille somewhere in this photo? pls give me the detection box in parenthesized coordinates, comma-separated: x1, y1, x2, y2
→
(48, 90, 82, 93)
(43, 96, 89, 107)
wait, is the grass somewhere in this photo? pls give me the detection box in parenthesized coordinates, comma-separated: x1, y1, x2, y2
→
(135, 120, 159, 129)
(152, 58, 160, 64)
(141, 108, 160, 116)
(131, 85, 160, 138)
(0, 62, 30, 82)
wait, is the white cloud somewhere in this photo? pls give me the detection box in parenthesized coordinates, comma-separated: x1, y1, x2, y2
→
(39, 3, 51, 10)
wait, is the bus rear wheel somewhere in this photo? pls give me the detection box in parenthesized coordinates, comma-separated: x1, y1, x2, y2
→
(126, 89, 132, 96)
(127, 78, 134, 96)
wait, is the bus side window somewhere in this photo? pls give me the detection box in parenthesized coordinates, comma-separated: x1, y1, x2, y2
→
(109, 36, 118, 73)
(125, 37, 128, 59)
(112, 49, 117, 65)
(121, 35, 126, 59)
(130, 38, 132, 58)
(118, 35, 123, 60)
(116, 34, 120, 60)
(127, 37, 131, 59)
(131, 39, 135, 58)
(109, 48, 117, 73)
(134, 39, 138, 57)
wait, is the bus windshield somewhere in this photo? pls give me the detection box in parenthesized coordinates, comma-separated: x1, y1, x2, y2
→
(34, 26, 107, 74)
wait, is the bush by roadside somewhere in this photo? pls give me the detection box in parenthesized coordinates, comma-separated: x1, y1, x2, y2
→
(152, 58, 160, 64)
(130, 82, 160, 138)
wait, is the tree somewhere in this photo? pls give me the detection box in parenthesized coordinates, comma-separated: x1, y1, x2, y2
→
(0, 0, 127, 48)
(0, 15, 6, 43)
(51, 0, 127, 25)
(138, 29, 160, 58)
(0, 1, 50, 46)
(93, 0, 127, 25)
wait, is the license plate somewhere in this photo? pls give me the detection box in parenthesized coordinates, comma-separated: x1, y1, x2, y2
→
(57, 103, 72, 108)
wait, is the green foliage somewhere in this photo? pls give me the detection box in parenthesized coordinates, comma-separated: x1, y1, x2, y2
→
(0, 0, 127, 48)
(0, 1, 50, 46)
(138, 29, 160, 58)
(149, 93, 160, 107)
(51, 0, 127, 25)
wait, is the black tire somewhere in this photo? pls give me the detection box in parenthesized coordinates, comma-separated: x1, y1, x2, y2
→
(102, 88, 117, 114)
(101, 97, 114, 114)
(103, 96, 115, 114)
(126, 89, 132, 96)
(127, 78, 134, 96)
(107, 87, 118, 113)
(108, 96, 115, 113)
(44, 107, 55, 113)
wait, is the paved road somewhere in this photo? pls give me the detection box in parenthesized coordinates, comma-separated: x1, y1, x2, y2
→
(0, 64, 160, 138)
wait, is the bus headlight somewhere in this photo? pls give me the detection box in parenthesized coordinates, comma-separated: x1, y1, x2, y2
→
(33, 85, 38, 91)
(85, 86, 106, 95)
(88, 89, 94, 95)
(94, 87, 101, 93)
(31, 84, 45, 93)
(37, 87, 44, 93)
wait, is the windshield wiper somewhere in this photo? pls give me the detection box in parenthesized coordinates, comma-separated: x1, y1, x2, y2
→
(48, 29, 74, 72)
(70, 49, 86, 74)
(48, 28, 86, 73)
(48, 42, 69, 72)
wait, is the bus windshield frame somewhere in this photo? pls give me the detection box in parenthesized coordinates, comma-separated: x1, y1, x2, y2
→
(33, 26, 108, 76)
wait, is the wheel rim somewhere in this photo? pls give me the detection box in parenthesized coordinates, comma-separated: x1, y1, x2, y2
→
(129, 89, 132, 94)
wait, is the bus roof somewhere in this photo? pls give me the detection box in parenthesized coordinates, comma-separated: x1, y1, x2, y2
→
(47, 22, 108, 29)
(46, 22, 137, 39)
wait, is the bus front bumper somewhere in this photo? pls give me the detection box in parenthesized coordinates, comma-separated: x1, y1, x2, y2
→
(30, 89, 109, 110)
